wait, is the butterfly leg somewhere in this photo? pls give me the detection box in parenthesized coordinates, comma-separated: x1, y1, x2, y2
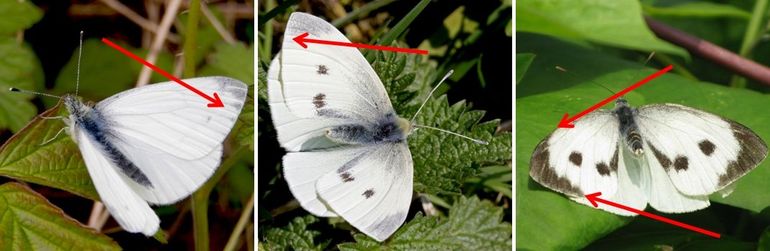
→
(40, 127, 67, 145)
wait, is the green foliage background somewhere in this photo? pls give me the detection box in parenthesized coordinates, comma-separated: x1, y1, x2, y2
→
(0, 1, 254, 249)
(258, 0, 512, 249)
(518, 0, 770, 250)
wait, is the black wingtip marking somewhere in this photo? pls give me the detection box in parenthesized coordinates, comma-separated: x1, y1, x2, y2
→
(674, 156, 688, 171)
(317, 65, 328, 75)
(719, 121, 768, 186)
(313, 93, 326, 108)
(363, 189, 374, 199)
(529, 138, 583, 196)
(340, 172, 354, 182)
(568, 152, 582, 167)
(699, 140, 715, 156)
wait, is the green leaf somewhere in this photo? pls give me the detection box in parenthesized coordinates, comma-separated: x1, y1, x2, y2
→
(643, 2, 752, 19)
(52, 39, 174, 105)
(262, 215, 327, 251)
(517, 33, 770, 249)
(760, 226, 770, 251)
(0, 37, 43, 132)
(0, 101, 98, 200)
(338, 196, 511, 250)
(516, 0, 687, 57)
(0, 0, 42, 34)
(410, 95, 511, 195)
(465, 165, 512, 198)
(0, 182, 119, 250)
(516, 53, 535, 84)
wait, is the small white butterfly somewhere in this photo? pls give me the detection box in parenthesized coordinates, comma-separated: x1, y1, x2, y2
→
(267, 12, 485, 241)
(530, 97, 767, 215)
(14, 38, 249, 235)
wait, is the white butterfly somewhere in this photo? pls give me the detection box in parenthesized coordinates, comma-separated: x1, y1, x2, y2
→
(59, 76, 247, 235)
(267, 12, 491, 241)
(530, 98, 767, 215)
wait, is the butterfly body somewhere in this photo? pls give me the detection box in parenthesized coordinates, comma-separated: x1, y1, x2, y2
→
(530, 98, 767, 215)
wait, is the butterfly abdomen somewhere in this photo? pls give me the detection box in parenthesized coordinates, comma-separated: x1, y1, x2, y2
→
(326, 114, 408, 144)
(615, 100, 644, 156)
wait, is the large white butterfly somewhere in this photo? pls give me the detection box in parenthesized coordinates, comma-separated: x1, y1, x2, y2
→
(56, 76, 247, 235)
(266, 12, 487, 241)
(530, 98, 767, 215)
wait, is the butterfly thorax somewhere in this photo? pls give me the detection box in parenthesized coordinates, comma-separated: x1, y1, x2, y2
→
(326, 113, 409, 145)
(614, 98, 644, 157)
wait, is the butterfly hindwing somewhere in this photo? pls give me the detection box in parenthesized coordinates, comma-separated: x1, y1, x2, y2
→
(315, 143, 413, 242)
(75, 128, 159, 235)
(636, 104, 768, 196)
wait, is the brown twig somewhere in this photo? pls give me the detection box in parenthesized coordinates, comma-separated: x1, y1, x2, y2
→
(201, 1, 237, 44)
(98, 0, 180, 43)
(136, 0, 184, 87)
(645, 16, 770, 86)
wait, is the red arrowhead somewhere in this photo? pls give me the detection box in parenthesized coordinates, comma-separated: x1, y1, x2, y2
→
(557, 113, 575, 128)
(293, 32, 309, 48)
(207, 93, 224, 108)
(585, 192, 602, 207)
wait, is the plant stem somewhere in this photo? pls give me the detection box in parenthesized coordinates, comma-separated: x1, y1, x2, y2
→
(183, 0, 202, 78)
(729, 0, 768, 88)
(191, 146, 247, 251)
(365, 0, 431, 61)
(331, 0, 398, 28)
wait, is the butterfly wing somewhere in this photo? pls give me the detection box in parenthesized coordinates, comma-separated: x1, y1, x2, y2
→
(267, 58, 340, 152)
(315, 143, 413, 242)
(638, 140, 710, 213)
(95, 77, 248, 204)
(74, 128, 159, 235)
(530, 110, 648, 215)
(636, 104, 768, 197)
(278, 12, 394, 123)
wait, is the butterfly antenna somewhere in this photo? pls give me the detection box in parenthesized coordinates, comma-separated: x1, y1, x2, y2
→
(409, 70, 489, 145)
(8, 87, 62, 99)
(555, 66, 616, 95)
(410, 70, 454, 124)
(413, 124, 489, 145)
(75, 30, 84, 96)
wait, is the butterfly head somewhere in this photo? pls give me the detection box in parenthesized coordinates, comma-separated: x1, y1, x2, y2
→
(615, 97, 629, 107)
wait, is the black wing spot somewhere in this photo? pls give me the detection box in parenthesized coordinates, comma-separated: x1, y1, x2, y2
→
(568, 152, 582, 167)
(340, 172, 354, 182)
(699, 140, 715, 156)
(363, 189, 375, 199)
(596, 162, 611, 176)
(313, 93, 326, 108)
(674, 156, 689, 171)
(317, 65, 328, 75)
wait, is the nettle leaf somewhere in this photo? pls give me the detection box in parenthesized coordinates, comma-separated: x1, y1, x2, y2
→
(516, 0, 686, 57)
(373, 49, 435, 112)
(0, 37, 43, 132)
(0, 101, 98, 201)
(0, 0, 42, 34)
(517, 34, 770, 249)
(0, 182, 119, 250)
(338, 196, 511, 250)
(410, 95, 511, 195)
(200, 42, 255, 150)
(262, 215, 327, 251)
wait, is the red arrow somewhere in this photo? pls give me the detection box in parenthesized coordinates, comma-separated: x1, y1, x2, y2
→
(101, 38, 224, 108)
(558, 65, 673, 128)
(293, 32, 428, 55)
(585, 192, 720, 238)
